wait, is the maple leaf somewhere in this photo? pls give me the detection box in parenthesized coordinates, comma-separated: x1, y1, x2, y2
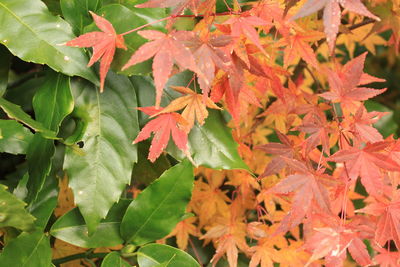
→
(256, 131, 296, 178)
(65, 11, 127, 92)
(122, 30, 199, 108)
(373, 246, 400, 267)
(155, 86, 221, 133)
(291, 0, 380, 51)
(165, 216, 198, 250)
(270, 159, 332, 234)
(275, 29, 324, 68)
(223, 13, 269, 55)
(357, 191, 400, 250)
(133, 106, 189, 162)
(319, 52, 386, 114)
(176, 32, 232, 96)
(350, 105, 386, 144)
(328, 141, 400, 196)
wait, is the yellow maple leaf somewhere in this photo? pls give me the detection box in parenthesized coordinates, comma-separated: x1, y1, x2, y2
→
(156, 86, 220, 133)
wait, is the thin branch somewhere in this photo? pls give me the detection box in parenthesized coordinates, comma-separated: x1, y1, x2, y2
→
(52, 252, 109, 266)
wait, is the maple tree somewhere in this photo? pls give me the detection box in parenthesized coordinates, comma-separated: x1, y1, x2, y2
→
(1, 0, 400, 266)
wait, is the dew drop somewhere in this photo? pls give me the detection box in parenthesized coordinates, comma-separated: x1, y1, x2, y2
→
(78, 190, 83, 195)
(1, 201, 6, 205)
(64, 56, 70, 61)
(56, 24, 60, 28)
(2, 39, 7, 43)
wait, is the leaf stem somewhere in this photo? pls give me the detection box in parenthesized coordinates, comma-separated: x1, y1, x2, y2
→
(52, 252, 109, 266)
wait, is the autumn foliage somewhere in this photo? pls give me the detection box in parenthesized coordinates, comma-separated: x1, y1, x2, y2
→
(2, 0, 400, 266)
(60, 0, 400, 266)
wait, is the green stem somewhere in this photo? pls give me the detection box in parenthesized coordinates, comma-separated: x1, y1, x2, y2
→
(52, 252, 109, 266)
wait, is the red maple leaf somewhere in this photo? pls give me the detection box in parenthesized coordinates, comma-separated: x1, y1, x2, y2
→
(223, 13, 268, 55)
(291, 0, 380, 51)
(122, 30, 199, 108)
(328, 141, 400, 196)
(176, 32, 232, 96)
(319, 52, 386, 114)
(350, 105, 386, 144)
(304, 215, 372, 267)
(66, 11, 127, 92)
(270, 159, 332, 234)
(133, 106, 189, 162)
(357, 191, 400, 250)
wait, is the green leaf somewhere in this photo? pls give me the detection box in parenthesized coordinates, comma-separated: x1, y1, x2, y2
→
(27, 71, 73, 202)
(0, 45, 12, 96)
(64, 72, 139, 234)
(85, 3, 165, 76)
(0, 119, 33, 154)
(168, 110, 249, 171)
(130, 74, 249, 171)
(0, 230, 52, 267)
(132, 141, 171, 185)
(121, 160, 194, 245)
(28, 173, 58, 229)
(0, 97, 57, 139)
(138, 244, 200, 267)
(60, 0, 102, 35)
(0, 0, 98, 84)
(101, 251, 131, 267)
(50, 199, 131, 248)
(0, 184, 35, 231)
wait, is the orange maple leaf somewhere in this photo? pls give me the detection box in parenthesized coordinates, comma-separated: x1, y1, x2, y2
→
(65, 11, 127, 92)
(156, 86, 221, 133)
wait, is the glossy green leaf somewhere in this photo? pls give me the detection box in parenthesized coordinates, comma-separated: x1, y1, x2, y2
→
(0, 184, 35, 231)
(0, 0, 98, 84)
(121, 160, 194, 245)
(168, 110, 249, 170)
(101, 251, 131, 267)
(85, 3, 165, 76)
(26, 71, 73, 202)
(60, 0, 102, 35)
(0, 97, 57, 139)
(64, 72, 139, 234)
(0, 119, 33, 154)
(50, 199, 131, 248)
(138, 244, 200, 267)
(130, 75, 249, 171)
(0, 230, 52, 267)
(0, 45, 12, 96)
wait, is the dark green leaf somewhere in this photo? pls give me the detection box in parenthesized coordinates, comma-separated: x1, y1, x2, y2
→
(0, 97, 57, 139)
(27, 71, 73, 202)
(138, 244, 200, 267)
(0, 45, 12, 96)
(101, 251, 131, 267)
(0, 119, 33, 154)
(28, 174, 58, 229)
(0, 184, 35, 231)
(132, 141, 171, 185)
(50, 199, 131, 248)
(60, 0, 102, 35)
(0, 0, 98, 84)
(0, 230, 52, 267)
(121, 160, 194, 245)
(64, 72, 138, 234)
